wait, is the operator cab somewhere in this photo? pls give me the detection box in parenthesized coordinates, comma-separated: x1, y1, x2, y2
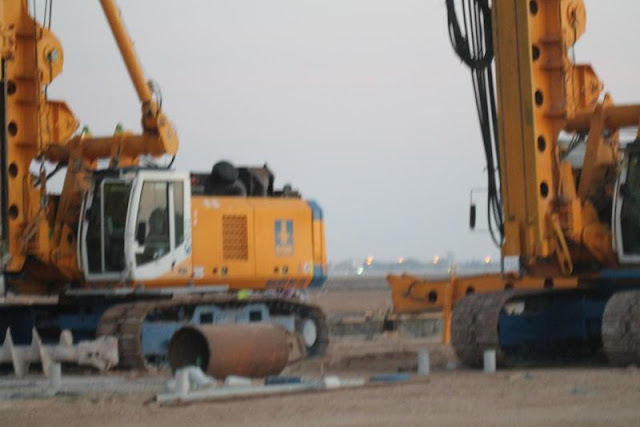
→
(614, 141, 640, 263)
(79, 169, 191, 284)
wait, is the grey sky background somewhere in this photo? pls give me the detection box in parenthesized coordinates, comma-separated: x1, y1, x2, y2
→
(43, 1, 639, 263)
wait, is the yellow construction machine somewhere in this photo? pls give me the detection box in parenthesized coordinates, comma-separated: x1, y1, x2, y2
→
(0, 0, 327, 370)
(388, 0, 640, 365)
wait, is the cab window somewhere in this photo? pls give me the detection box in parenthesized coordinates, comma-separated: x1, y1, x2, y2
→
(136, 182, 170, 265)
(174, 181, 185, 247)
(86, 180, 131, 274)
(620, 152, 640, 255)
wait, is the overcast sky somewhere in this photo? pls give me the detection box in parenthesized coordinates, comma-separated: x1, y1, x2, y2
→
(42, 1, 639, 262)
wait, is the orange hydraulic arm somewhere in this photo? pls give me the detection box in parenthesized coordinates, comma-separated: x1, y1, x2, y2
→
(44, 0, 180, 280)
(96, 0, 179, 159)
(0, 0, 179, 288)
(45, 0, 179, 164)
(100, 0, 177, 157)
(101, 0, 153, 104)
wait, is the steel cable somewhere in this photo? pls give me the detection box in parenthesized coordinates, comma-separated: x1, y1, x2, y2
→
(446, 0, 504, 247)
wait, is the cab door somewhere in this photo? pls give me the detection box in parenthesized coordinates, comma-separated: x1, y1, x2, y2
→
(81, 177, 133, 282)
(614, 146, 640, 263)
(130, 172, 191, 283)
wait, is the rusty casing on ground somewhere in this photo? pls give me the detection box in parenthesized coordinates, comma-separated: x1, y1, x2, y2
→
(169, 324, 291, 379)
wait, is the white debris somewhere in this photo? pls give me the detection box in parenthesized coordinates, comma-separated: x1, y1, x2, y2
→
(166, 366, 217, 394)
(224, 375, 252, 387)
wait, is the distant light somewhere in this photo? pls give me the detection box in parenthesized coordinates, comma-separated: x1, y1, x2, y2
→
(484, 256, 492, 264)
(397, 257, 404, 265)
(433, 256, 440, 265)
(365, 256, 374, 266)
(357, 267, 364, 275)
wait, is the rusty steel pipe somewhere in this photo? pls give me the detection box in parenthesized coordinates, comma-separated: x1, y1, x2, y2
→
(168, 324, 290, 379)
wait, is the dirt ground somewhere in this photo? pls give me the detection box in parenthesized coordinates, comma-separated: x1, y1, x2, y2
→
(2, 280, 640, 426)
(2, 366, 640, 426)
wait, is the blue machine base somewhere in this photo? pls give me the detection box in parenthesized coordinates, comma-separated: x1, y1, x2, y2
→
(498, 292, 608, 361)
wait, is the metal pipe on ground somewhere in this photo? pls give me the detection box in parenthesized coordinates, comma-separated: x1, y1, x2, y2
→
(169, 324, 291, 379)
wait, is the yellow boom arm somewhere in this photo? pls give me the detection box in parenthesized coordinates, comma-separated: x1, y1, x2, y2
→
(98, 0, 178, 159)
(46, 0, 178, 164)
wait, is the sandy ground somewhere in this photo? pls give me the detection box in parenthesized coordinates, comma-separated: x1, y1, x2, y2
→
(308, 276, 391, 313)
(2, 279, 640, 426)
(309, 288, 391, 314)
(2, 367, 640, 426)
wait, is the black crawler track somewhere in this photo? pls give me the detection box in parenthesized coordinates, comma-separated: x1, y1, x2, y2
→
(96, 294, 329, 370)
(602, 290, 640, 366)
(450, 291, 520, 367)
(453, 288, 640, 367)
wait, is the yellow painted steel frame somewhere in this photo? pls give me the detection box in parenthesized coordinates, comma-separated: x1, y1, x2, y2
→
(1, 1, 78, 276)
(388, 272, 578, 343)
(495, 0, 589, 268)
(45, 0, 179, 164)
(1, 0, 179, 292)
(388, 1, 640, 334)
(494, 0, 639, 273)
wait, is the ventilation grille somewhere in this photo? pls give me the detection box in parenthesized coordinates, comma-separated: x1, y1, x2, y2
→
(222, 215, 248, 260)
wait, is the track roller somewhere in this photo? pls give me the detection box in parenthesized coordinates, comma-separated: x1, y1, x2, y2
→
(602, 290, 640, 366)
(451, 292, 509, 367)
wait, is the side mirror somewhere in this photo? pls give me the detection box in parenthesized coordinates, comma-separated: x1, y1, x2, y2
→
(469, 204, 477, 230)
(136, 222, 146, 245)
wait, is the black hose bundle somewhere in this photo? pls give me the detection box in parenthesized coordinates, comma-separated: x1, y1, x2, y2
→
(446, 0, 504, 247)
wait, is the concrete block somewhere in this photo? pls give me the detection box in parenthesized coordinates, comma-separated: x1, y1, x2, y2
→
(417, 350, 430, 376)
(48, 362, 61, 395)
(483, 349, 496, 373)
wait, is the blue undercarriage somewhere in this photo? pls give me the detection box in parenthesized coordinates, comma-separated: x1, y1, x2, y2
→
(498, 292, 609, 361)
(0, 299, 296, 365)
